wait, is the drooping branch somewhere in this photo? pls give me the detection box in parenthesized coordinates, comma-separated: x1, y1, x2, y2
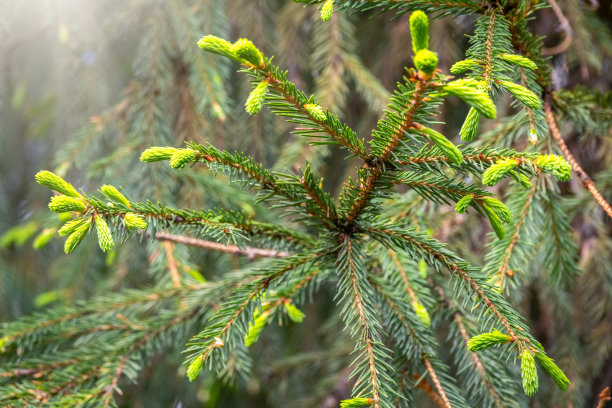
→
(544, 97, 612, 219)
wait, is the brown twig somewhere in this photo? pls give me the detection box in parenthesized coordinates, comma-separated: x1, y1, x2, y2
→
(422, 356, 452, 408)
(163, 241, 182, 288)
(544, 97, 612, 219)
(153, 232, 290, 260)
(542, 0, 573, 56)
(412, 373, 447, 408)
(596, 386, 611, 408)
(454, 314, 505, 408)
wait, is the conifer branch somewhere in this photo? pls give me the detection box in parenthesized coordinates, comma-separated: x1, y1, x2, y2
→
(185, 251, 326, 380)
(367, 224, 527, 345)
(337, 236, 386, 408)
(495, 185, 537, 282)
(163, 241, 182, 288)
(411, 373, 447, 408)
(370, 274, 470, 407)
(153, 232, 291, 259)
(482, 11, 497, 86)
(453, 314, 504, 408)
(596, 386, 611, 408)
(344, 74, 433, 224)
(544, 97, 612, 219)
(422, 356, 452, 408)
(321, 0, 482, 15)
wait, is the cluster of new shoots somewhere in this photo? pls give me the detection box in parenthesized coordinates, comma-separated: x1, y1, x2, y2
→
(35, 171, 147, 254)
(467, 329, 569, 395)
(482, 154, 571, 186)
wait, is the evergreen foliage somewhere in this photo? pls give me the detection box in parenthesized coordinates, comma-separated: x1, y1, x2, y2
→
(1, 0, 611, 407)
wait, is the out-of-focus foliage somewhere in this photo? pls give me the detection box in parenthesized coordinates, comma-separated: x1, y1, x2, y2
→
(0, 0, 611, 407)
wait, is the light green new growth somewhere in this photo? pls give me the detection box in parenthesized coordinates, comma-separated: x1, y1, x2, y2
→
(197, 35, 239, 62)
(48, 195, 86, 213)
(414, 49, 438, 75)
(443, 80, 497, 119)
(169, 149, 197, 169)
(57, 218, 85, 237)
(418, 126, 463, 164)
(94, 215, 114, 253)
(511, 173, 531, 188)
(482, 204, 506, 239)
(140, 147, 180, 162)
(101, 185, 130, 207)
(58, 218, 87, 237)
(35, 171, 81, 198)
(467, 329, 513, 351)
(244, 310, 270, 347)
(231, 38, 263, 66)
(412, 298, 431, 326)
(124, 213, 147, 230)
(455, 194, 474, 214)
(497, 79, 542, 110)
(245, 80, 269, 115)
(304, 103, 327, 122)
(284, 301, 306, 323)
(450, 59, 480, 74)
(482, 197, 513, 223)
(500, 53, 538, 71)
(33, 228, 56, 249)
(459, 107, 480, 141)
(418, 259, 427, 279)
(321, 0, 334, 22)
(409, 11, 429, 54)
(340, 397, 375, 408)
(521, 349, 539, 397)
(64, 218, 92, 254)
(535, 351, 571, 391)
(482, 158, 520, 186)
(186, 355, 204, 383)
(534, 154, 572, 181)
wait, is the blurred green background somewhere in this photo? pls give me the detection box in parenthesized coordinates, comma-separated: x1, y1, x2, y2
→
(1, 1, 611, 406)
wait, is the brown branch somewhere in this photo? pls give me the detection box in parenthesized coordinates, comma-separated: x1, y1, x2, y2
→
(412, 373, 447, 408)
(153, 232, 290, 259)
(596, 386, 611, 408)
(163, 241, 182, 288)
(344, 237, 381, 408)
(544, 97, 612, 219)
(193, 252, 323, 366)
(345, 75, 431, 224)
(422, 356, 452, 408)
(259, 69, 368, 159)
(368, 226, 526, 345)
(454, 314, 505, 408)
(542, 0, 573, 56)
(102, 356, 128, 407)
(300, 175, 338, 227)
(352, 0, 481, 12)
(497, 184, 537, 281)
(395, 152, 499, 166)
(483, 11, 497, 85)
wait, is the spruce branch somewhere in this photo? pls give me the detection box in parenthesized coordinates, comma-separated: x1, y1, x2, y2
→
(454, 314, 505, 408)
(153, 232, 290, 259)
(369, 274, 470, 407)
(199, 36, 368, 158)
(367, 224, 529, 344)
(336, 236, 396, 408)
(544, 97, 612, 219)
(299, 0, 483, 16)
(184, 251, 326, 381)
